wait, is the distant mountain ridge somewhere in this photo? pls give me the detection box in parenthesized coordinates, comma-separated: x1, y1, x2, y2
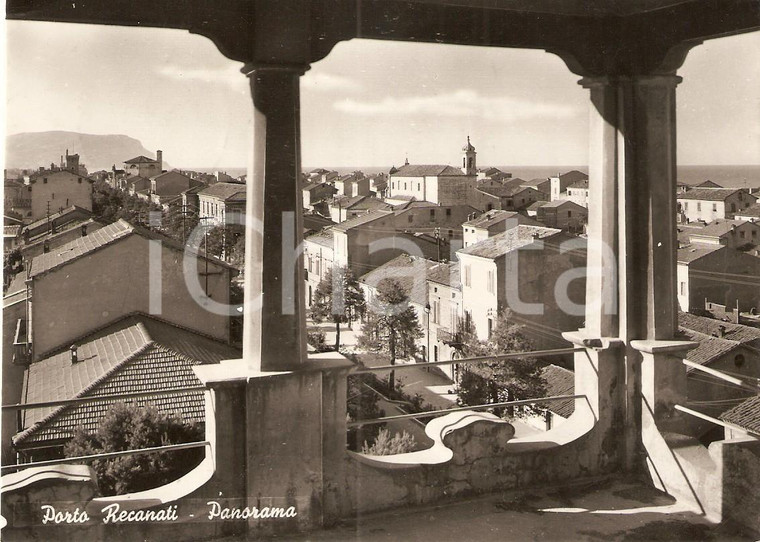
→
(5, 131, 170, 172)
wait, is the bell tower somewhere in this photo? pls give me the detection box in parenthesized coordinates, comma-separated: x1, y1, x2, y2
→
(461, 136, 476, 175)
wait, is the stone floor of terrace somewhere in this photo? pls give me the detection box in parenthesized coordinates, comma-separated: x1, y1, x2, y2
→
(216, 478, 755, 542)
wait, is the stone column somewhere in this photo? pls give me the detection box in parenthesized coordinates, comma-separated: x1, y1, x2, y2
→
(579, 74, 686, 470)
(243, 65, 308, 371)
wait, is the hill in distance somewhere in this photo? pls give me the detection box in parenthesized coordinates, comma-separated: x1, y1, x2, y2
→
(5, 131, 171, 172)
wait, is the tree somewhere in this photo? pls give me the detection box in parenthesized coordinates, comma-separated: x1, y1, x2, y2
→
(161, 201, 199, 243)
(204, 224, 245, 261)
(456, 310, 546, 416)
(358, 278, 423, 391)
(64, 402, 204, 496)
(346, 373, 386, 451)
(91, 180, 161, 228)
(310, 266, 366, 351)
(361, 428, 416, 456)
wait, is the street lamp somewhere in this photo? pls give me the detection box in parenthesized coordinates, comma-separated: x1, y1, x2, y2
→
(424, 302, 431, 369)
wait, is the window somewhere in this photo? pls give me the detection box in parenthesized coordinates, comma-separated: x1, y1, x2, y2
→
(464, 265, 471, 287)
(446, 208, 451, 216)
(697, 202, 701, 212)
(735, 354, 745, 367)
(430, 209, 435, 220)
(408, 215, 413, 223)
(713, 203, 717, 212)
(487, 270, 495, 293)
(433, 345, 439, 362)
(680, 281, 686, 295)
(43, 178, 48, 184)
(568, 211, 572, 217)
(404, 182, 407, 190)
(432, 300, 439, 324)
(487, 318, 493, 339)
(417, 183, 421, 191)
(51, 193, 55, 199)
(683, 202, 688, 211)
(740, 231, 746, 239)
(78, 178, 83, 184)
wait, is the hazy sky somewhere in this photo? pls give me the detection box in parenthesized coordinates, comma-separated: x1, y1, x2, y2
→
(5, 20, 760, 169)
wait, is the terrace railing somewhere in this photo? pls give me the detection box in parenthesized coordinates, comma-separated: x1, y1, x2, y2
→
(349, 346, 587, 429)
(1, 386, 209, 474)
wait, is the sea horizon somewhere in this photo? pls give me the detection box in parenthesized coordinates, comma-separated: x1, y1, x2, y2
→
(189, 164, 760, 189)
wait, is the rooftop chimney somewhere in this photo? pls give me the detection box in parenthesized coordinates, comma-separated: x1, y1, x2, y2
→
(70, 344, 79, 363)
(718, 325, 726, 338)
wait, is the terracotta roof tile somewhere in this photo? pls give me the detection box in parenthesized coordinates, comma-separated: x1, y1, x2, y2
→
(720, 395, 760, 435)
(360, 254, 438, 306)
(539, 364, 575, 418)
(458, 226, 563, 259)
(15, 315, 240, 446)
(678, 188, 755, 201)
(392, 164, 467, 177)
(198, 182, 246, 201)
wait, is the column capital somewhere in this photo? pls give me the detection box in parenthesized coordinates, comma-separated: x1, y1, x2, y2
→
(242, 62, 310, 77)
(579, 73, 682, 89)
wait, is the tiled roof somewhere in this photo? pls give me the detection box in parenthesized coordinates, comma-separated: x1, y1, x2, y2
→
(124, 155, 158, 164)
(23, 205, 92, 232)
(537, 199, 587, 210)
(676, 243, 723, 264)
(331, 195, 366, 208)
(458, 226, 562, 259)
(736, 204, 760, 218)
(336, 172, 366, 183)
(29, 218, 235, 279)
(558, 170, 588, 184)
(29, 219, 134, 278)
(305, 228, 334, 249)
(695, 180, 723, 188)
(567, 180, 589, 189)
(477, 184, 536, 198)
(464, 210, 522, 229)
(198, 182, 247, 201)
(678, 188, 754, 201)
(690, 219, 759, 239)
(427, 261, 460, 288)
(527, 201, 548, 211)
(360, 254, 438, 306)
(15, 315, 240, 446)
(720, 395, 760, 436)
(334, 210, 393, 231)
(353, 198, 393, 212)
(679, 328, 741, 369)
(539, 364, 575, 418)
(29, 169, 92, 181)
(392, 164, 467, 177)
(679, 312, 760, 346)
(303, 213, 335, 230)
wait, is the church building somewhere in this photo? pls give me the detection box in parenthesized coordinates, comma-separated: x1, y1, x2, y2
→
(387, 138, 478, 207)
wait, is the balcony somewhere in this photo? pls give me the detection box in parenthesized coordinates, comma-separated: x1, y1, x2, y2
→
(3, 0, 760, 540)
